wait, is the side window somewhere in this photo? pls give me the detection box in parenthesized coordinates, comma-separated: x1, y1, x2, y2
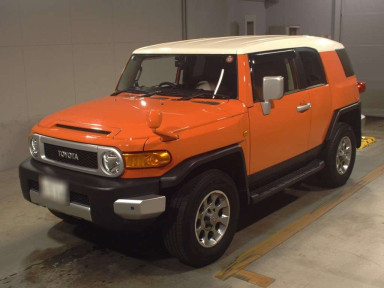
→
(249, 50, 298, 102)
(336, 49, 355, 77)
(297, 48, 326, 88)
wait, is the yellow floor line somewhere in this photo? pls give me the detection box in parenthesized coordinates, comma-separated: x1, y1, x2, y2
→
(215, 163, 384, 282)
(358, 136, 376, 150)
(233, 269, 275, 287)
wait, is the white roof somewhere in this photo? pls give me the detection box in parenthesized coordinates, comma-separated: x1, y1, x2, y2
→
(134, 35, 344, 55)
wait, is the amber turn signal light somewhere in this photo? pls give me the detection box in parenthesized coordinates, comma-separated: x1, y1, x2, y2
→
(122, 151, 171, 169)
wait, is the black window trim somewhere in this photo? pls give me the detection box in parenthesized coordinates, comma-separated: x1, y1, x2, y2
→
(248, 47, 330, 103)
(335, 48, 355, 78)
(302, 83, 328, 91)
(295, 47, 328, 89)
(248, 48, 300, 103)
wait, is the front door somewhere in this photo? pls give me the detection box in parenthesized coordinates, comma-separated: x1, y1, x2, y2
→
(247, 50, 311, 175)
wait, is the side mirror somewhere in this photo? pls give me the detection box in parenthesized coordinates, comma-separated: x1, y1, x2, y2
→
(261, 76, 284, 115)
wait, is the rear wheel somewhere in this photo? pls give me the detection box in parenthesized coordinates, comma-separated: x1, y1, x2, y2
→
(319, 123, 356, 188)
(163, 169, 239, 267)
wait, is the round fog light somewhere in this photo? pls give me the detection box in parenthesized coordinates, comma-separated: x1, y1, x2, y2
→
(29, 136, 39, 158)
(102, 151, 122, 175)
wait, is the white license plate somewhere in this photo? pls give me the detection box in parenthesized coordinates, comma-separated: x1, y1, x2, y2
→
(40, 176, 69, 205)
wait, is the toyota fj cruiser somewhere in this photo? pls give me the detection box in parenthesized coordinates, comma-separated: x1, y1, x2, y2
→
(19, 36, 365, 267)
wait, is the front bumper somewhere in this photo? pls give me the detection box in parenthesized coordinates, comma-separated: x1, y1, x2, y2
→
(19, 158, 166, 231)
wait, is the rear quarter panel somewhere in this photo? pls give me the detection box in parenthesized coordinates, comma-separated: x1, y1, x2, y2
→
(320, 51, 360, 110)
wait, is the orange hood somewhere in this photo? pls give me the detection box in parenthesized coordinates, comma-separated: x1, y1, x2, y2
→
(36, 95, 246, 142)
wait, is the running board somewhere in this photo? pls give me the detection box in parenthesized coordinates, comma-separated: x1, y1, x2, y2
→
(250, 159, 325, 204)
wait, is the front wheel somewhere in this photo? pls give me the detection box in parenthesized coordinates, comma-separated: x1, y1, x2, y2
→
(319, 123, 356, 188)
(162, 169, 239, 267)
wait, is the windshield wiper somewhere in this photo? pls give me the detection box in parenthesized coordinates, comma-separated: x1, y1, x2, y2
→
(174, 93, 210, 101)
(140, 89, 184, 98)
(140, 90, 164, 97)
(111, 88, 183, 98)
(110, 88, 148, 96)
(112, 88, 230, 100)
(175, 91, 230, 101)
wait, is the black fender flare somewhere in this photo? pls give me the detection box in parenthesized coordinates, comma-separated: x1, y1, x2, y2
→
(325, 101, 361, 148)
(160, 144, 250, 202)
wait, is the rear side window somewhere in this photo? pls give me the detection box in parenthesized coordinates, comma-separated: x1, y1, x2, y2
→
(297, 48, 326, 88)
(249, 50, 299, 102)
(336, 49, 355, 77)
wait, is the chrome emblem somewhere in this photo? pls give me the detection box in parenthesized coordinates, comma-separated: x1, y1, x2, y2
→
(58, 150, 79, 160)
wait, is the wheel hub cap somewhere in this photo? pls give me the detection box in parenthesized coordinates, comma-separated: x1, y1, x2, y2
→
(195, 190, 230, 248)
(336, 136, 352, 175)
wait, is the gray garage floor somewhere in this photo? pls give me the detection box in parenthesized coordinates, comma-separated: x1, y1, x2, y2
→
(0, 118, 383, 288)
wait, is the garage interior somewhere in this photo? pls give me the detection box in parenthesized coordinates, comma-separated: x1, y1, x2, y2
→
(1, 0, 384, 287)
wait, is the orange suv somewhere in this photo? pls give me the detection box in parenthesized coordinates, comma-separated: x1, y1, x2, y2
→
(19, 36, 365, 267)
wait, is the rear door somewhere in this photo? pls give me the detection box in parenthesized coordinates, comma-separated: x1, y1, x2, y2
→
(296, 48, 331, 149)
(247, 50, 311, 175)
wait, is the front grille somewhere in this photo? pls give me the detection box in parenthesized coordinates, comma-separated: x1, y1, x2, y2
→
(70, 192, 90, 206)
(44, 143, 98, 169)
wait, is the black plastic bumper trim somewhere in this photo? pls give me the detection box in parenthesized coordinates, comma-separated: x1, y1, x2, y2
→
(19, 158, 161, 231)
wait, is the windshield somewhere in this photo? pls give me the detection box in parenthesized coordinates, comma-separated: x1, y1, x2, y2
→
(116, 54, 238, 99)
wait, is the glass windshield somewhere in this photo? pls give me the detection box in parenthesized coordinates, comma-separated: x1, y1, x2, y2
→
(116, 54, 238, 99)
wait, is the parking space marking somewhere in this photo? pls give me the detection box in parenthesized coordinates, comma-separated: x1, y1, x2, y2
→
(216, 163, 384, 283)
(233, 269, 275, 287)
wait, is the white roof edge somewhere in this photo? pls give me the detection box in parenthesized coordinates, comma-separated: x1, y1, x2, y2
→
(133, 36, 344, 55)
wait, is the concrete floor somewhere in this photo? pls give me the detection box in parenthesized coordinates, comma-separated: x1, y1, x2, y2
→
(0, 117, 383, 288)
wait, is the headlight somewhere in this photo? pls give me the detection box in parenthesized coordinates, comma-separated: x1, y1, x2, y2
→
(123, 151, 171, 169)
(101, 151, 123, 175)
(29, 135, 39, 158)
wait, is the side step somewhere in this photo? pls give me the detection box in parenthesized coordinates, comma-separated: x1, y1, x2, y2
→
(250, 159, 325, 204)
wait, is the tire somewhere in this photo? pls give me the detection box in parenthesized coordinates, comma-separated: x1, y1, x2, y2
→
(319, 123, 356, 188)
(162, 169, 239, 267)
(48, 209, 81, 224)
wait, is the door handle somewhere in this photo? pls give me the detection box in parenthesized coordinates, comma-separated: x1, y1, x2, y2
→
(297, 103, 311, 112)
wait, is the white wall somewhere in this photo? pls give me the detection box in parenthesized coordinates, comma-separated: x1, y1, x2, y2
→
(0, 0, 182, 171)
(228, 0, 266, 35)
(339, 0, 384, 117)
(266, 0, 333, 38)
(187, 0, 266, 39)
(187, 0, 229, 38)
